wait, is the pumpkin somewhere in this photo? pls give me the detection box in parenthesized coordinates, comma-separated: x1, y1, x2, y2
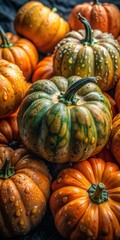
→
(0, 27, 39, 81)
(0, 111, 22, 149)
(32, 54, 55, 83)
(0, 146, 51, 238)
(17, 76, 112, 163)
(93, 143, 116, 164)
(50, 157, 120, 240)
(53, 14, 120, 91)
(14, 1, 70, 54)
(109, 113, 120, 165)
(114, 78, 120, 112)
(117, 35, 120, 45)
(68, 0, 120, 38)
(0, 59, 26, 118)
(103, 92, 118, 118)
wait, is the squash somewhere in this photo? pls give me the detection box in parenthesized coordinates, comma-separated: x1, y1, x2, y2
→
(17, 76, 112, 163)
(14, 1, 70, 54)
(103, 92, 118, 118)
(69, 0, 120, 38)
(53, 14, 120, 91)
(0, 59, 26, 118)
(50, 157, 120, 240)
(0, 111, 22, 149)
(0, 27, 39, 81)
(109, 113, 120, 165)
(114, 78, 120, 112)
(0, 146, 51, 238)
(32, 54, 55, 83)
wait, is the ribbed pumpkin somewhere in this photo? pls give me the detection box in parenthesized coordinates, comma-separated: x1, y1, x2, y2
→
(114, 78, 120, 112)
(53, 14, 120, 91)
(32, 54, 55, 83)
(50, 158, 120, 240)
(109, 113, 120, 165)
(0, 146, 51, 238)
(17, 76, 112, 163)
(0, 111, 22, 149)
(0, 27, 39, 81)
(0, 59, 26, 118)
(103, 92, 118, 118)
(69, 0, 120, 38)
(14, 1, 70, 54)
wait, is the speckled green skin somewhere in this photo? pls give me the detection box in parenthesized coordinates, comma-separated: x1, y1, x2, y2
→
(53, 25, 120, 92)
(18, 76, 112, 163)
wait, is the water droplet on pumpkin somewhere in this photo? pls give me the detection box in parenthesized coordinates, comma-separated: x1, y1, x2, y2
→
(24, 187, 30, 194)
(31, 205, 38, 214)
(57, 177, 62, 183)
(15, 200, 19, 207)
(19, 218, 24, 225)
(62, 196, 68, 203)
(10, 196, 15, 202)
(16, 209, 21, 217)
(3, 92, 8, 101)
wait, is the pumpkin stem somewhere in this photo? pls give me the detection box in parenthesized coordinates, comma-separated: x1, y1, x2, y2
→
(94, 0, 101, 5)
(0, 158, 15, 179)
(77, 13, 93, 45)
(88, 183, 108, 204)
(59, 77, 97, 105)
(50, 0, 57, 12)
(0, 26, 13, 48)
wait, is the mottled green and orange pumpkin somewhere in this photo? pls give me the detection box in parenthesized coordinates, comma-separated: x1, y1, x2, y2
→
(0, 146, 51, 238)
(53, 14, 120, 91)
(18, 76, 112, 163)
(50, 157, 120, 240)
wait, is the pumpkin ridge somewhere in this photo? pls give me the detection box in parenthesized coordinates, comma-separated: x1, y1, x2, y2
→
(0, 178, 31, 235)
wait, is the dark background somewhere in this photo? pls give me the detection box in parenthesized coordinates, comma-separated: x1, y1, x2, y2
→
(0, 0, 120, 240)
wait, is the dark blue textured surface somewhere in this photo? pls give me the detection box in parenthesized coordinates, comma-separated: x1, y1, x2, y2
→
(0, 0, 120, 239)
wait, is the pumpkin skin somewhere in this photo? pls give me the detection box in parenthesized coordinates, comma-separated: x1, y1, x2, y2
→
(0, 146, 51, 238)
(17, 76, 112, 163)
(32, 54, 55, 83)
(14, 1, 70, 54)
(0, 59, 26, 118)
(103, 92, 118, 118)
(68, 0, 120, 38)
(114, 78, 120, 112)
(0, 28, 39, 81)
(0, 111, 22, 149)
(53, 14, 120, 91)
(50, 158, 120, 240)
(109, 113, 120, 165)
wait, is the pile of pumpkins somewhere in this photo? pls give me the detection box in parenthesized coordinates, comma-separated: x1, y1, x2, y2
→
(0, 1, 120, 239)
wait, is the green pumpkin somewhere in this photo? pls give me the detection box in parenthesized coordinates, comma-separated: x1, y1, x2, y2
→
(53, 14, 120, 91)
(18, 76, 112, 163)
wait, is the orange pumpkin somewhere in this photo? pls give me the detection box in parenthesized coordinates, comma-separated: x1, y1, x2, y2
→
(103, 92, 118, 118)
(69, 0, 120, 38)
(0, 111, 22, 149)
(115, 78, 120, 112)
(0, 59, 26, 118)
(32, 54, 55, 83)
(50, 157, 120, 240)
(0, 28, 39, 81)
(109, 113, 120, 165)
(0, 146, 51, 238)
(14, 1, 70, 54)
